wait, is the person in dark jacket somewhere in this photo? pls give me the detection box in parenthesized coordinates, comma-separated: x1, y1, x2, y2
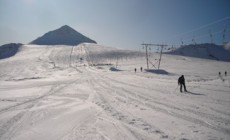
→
(178, 75, 187, 93)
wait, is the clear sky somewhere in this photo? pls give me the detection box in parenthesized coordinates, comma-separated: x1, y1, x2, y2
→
(0, 0, 229, 49)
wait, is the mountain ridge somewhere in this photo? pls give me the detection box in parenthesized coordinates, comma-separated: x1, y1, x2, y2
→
(0, 43, 23, 59)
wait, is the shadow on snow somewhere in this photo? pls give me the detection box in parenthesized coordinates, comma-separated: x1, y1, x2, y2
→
(186, 91, 205, 96)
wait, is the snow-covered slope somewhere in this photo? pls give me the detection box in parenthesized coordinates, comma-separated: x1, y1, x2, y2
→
(30, 25, 97, 45)
(167, 43, 230, 62)
(0, 44, 230, 140)
(0, 43, 23, 59)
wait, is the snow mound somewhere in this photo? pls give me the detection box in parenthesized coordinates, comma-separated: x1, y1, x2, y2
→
(145, 69, 170, 75)
(167, 43, 230, 62)
(0, 43, 23, 59)
(109, 67, 122, 71)
(30, 25, 97, 45)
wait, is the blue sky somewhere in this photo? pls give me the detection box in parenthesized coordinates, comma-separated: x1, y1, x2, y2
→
(0, 0, 229, 49)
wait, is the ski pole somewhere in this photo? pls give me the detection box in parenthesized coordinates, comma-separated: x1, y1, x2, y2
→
(173, 85, 179, 93)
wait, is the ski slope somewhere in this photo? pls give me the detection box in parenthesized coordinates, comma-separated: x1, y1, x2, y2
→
(0, 44, 230, 140)
(167, 43, 230, 62)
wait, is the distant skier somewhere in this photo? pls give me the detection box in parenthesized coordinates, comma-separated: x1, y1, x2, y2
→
(178, 75, 187, 93)
(225, 71, 227, 76)
(134, 68, 137, 73)
(140, 67, 143, 72)
(219, 72, 225, 82)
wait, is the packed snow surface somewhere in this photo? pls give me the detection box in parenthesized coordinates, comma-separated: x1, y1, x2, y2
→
(0, 44, 230, 140)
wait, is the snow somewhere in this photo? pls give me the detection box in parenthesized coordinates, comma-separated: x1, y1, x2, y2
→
(167, 43, 230, 62)
(0, 43, 230, 140)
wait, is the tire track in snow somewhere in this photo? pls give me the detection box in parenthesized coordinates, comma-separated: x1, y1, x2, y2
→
(100, 72, 230, 117)
(97, 73, 230, 136)
(87, 69, 173, 95)
(0, 83, 69, 115)
(0, 77, 84, 139)
(69, 45, 83, 73)
(87, 73, 170, 139)
(37, 46, 57, 69)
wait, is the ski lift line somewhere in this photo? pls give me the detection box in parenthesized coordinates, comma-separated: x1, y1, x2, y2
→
(166, 17, 230, 47)
(143, 26, 230, 51)
(179, 30, 226, 42)
(172, 16, 230, 39)
(169, 31, 230, 46)
(180, 27, 229, 40)
(181, 32, 218, 42)
(170, 28, 230, 46)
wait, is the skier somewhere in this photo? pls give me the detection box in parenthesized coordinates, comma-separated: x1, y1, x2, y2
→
(178, 75, 187, 93)
(134, 68, 137, 73)
(140, 67, 143, 72)
(219, 72, 221, 76)
(225, 71, 227, 76)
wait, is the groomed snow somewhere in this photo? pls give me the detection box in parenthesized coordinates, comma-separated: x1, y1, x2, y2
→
(0, 44, 229, 140)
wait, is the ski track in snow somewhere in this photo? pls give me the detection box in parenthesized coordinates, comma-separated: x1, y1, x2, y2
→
(90, 68, 230, 136)
(0, 44, 230, 140)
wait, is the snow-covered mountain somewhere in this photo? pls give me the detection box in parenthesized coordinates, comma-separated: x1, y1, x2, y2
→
(167, 43, 230, 62)
(0, 43, 23, 59)
(0, 44, 230, 140)
(30, 25, 97, 45)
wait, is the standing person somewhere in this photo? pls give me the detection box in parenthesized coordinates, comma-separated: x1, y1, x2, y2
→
(140, 67, 143, 72)
(219, 72, 221, 76)
(225, 71, 227, 76)
(178, 75, 187, 93)
(134, 68, 137, 73)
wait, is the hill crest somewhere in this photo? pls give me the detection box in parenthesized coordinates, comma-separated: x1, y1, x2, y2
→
(167, 43, 230, 62)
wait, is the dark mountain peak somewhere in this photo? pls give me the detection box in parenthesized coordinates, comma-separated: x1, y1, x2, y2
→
(30, 25, 97, 46)
(57, 25, 75, 33)
(61, 25, 71, 28)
